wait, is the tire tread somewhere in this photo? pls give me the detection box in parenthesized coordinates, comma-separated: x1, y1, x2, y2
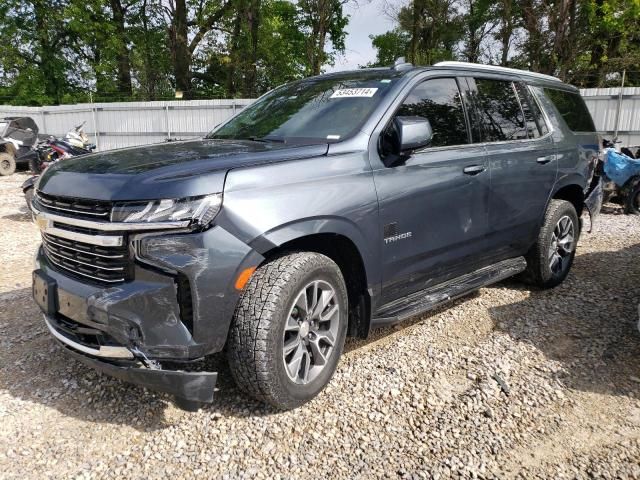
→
(227, 252, 344, 408)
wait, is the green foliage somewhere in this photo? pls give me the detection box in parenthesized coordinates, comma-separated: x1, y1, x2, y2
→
(368, 30, 410, 67)
(370, 0, 640, 87)
(0, 0, 351, 105)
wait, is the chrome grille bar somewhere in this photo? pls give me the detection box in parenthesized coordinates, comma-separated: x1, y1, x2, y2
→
(42, 234, 125, 259)
(45, 253, 127, 283)
(42, 244, 126, 272)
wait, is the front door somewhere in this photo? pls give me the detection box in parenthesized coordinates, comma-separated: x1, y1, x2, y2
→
(371, 77, 493, 305)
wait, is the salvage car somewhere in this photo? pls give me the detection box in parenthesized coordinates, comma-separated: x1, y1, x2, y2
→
(0, 117, 39, 176)
(30, 60, 603, 410)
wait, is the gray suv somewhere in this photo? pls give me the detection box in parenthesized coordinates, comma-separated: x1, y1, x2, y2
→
(31, 61, 603, 410)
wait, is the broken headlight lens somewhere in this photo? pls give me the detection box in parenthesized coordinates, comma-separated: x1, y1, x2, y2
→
(110, 193, 222, 225)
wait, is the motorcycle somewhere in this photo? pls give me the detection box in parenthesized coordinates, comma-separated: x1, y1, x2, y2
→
(22, 122, 95, 211)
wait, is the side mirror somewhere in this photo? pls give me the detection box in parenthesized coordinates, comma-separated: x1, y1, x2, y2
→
(395, 116, 433, 153)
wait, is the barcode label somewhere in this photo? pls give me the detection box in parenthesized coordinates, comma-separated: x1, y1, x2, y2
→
(330, 88, 378, 99)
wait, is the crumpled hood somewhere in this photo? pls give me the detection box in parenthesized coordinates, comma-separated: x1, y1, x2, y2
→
(37, 139, 328, 201)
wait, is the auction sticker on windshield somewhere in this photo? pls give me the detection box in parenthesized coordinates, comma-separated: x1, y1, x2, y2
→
(330, 88, 378, 98)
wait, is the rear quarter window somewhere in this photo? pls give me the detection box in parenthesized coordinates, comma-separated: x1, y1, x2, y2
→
(543, 88, 595, 132)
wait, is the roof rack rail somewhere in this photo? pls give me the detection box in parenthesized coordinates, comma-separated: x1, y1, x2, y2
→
(393, 57, 414, 71)
(433, 61, 561, 82)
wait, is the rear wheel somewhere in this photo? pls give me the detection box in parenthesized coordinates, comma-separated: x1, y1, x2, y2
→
(522, 199, 579, 289)
(624, 182, 640, 215)
(0, 152, 16, 176)
(227, 252, 348, 410)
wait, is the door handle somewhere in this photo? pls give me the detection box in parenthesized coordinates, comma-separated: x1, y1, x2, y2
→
(536, 154, 556, 164)
(463, 165, 486, 175)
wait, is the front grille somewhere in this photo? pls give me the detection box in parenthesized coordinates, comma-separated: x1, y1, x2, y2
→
(42, 233, 131, 283)
(35, 191, 112, 220)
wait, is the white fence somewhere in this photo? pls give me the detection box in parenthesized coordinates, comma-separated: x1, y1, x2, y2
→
(0, 99, 253, 151)
(0, 88, 638, 151)
(580, 87, 640, 147)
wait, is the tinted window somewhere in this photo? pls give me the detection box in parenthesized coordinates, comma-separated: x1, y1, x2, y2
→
(396, 78, 469, 147)
(474, 79, 527, 141)
(514, 83, 547, 138)
(543, 88, 595, 132)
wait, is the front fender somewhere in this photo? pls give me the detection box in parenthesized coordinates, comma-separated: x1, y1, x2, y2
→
(249, 217, 380, 291)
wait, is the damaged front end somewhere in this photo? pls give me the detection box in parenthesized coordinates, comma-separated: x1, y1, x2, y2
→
(44, 312, 217, 408)
(31, 190, 263, 409)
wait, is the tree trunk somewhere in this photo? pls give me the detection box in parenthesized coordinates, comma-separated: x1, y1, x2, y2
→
(226, 3, 244, 96)
(34, 1, 61, 104)
(409, 0, 420, 64)
(499, 0, 513, 66)
(244, 0, 261, 96)
(109, 0, 133, 97)
(173, 0, 191, 97)
(141, 0, 156, 100)
(520, 0, 543, 72)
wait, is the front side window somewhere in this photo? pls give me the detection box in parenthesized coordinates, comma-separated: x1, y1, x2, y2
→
(208, 73, 401, 144)
(474, 79, 527, 142)
(543, 88, 595, 132)
(395, 77, 469, 148)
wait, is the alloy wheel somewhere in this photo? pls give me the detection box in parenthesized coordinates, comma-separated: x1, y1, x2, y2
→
(283, 280, 341, 385)
(548, 215, 575, 274)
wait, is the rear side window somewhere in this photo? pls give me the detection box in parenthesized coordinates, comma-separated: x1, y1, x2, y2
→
(514, 83, 549, 138)
(543, 88, 595, 132)
(396, 77, 469, 147)
(474, 79, 527, 141)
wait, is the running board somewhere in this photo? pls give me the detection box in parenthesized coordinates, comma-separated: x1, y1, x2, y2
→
(372, 257, 527, 327)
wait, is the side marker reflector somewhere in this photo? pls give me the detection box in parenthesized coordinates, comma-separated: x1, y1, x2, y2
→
(235, 266, 257, 290)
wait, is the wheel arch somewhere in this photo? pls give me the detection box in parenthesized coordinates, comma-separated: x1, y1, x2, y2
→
(552, 183, 585, 217)
(0, 141, 16, 156)
(253, 220, 376, 339)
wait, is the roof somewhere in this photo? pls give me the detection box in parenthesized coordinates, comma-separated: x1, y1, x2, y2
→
(432, 61, 563, 83)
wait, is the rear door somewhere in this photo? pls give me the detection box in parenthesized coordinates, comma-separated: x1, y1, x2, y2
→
(470, 77, 558, 256)
(371, 76, 493, 305)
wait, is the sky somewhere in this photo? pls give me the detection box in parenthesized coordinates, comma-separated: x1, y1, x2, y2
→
(325, 0, 398, 72)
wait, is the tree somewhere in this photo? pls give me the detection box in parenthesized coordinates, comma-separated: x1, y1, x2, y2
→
(165, 0, 234, 97)
(298, 0, 349, 75)
(0, 0, 73, 104)
(375, 0, 464, 66)
(461, 0, 497, 63)
(369, 29, 411, 66)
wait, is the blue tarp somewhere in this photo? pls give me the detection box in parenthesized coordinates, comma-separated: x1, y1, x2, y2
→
(604, 148, 640, 187)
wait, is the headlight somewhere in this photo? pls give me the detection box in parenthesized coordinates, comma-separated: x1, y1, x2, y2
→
(110, 193, 222, 226)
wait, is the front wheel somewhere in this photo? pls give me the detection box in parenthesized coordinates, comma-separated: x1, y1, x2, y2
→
(522, 199, 579, 289)
(0, 152, 16, 176)
(227, 252, 348, 410)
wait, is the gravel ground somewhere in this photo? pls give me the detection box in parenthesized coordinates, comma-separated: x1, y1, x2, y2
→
(1, 171, 639, 479)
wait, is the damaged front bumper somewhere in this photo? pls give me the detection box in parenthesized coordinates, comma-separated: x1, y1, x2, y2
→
(32, 222, 265, 407)
(44, 313, 218, 405)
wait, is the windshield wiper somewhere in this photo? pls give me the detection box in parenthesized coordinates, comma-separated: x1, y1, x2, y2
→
(245, 136, 286, 143)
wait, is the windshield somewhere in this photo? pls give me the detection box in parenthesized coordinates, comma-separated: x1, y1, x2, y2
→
(207, 72, 402, 144)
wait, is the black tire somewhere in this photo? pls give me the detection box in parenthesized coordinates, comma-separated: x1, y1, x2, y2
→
(24, 187, 34, 213)
(624, 182, 640, 215)
(28, 156, 43, 174)
(0, 152, 16, 176)
(522, 199, 579, 289)
(227, 252, 348, 410)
